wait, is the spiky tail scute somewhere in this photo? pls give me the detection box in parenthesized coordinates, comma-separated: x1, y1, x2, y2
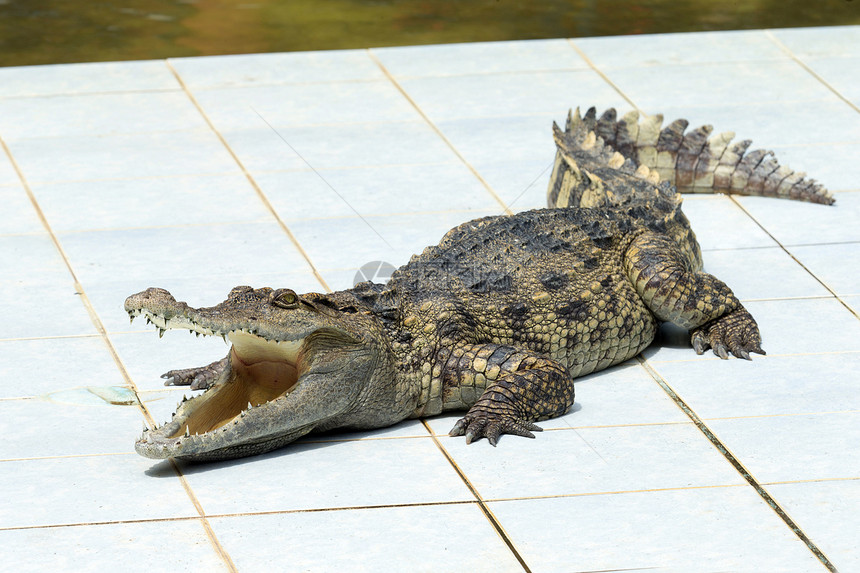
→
(548, 107, 834, 207)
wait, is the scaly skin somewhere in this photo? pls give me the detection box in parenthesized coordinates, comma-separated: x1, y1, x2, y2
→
(123, 105, 829, 463)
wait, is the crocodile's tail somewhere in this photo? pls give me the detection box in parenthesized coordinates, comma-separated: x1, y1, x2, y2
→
(548, 107, 834, 207)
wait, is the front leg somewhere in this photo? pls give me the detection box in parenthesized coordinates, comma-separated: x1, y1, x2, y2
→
(445, 344, 575, 446)
(624, 231, 765, 359)
(161, 356, 228, 390)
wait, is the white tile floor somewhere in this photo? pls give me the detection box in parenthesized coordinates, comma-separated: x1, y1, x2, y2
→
(0, 26, 858, 572)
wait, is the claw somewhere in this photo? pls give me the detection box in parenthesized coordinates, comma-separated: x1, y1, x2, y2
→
(449, 419, 466, 437)
(713, 342, 729, 360)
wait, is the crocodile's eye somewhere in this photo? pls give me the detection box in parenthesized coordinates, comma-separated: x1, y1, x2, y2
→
(272, 289, 299, 309)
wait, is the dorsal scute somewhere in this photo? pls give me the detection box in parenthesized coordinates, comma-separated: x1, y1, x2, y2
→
(548, 107, 834, 206)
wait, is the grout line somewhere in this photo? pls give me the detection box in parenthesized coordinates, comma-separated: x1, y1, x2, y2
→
(565, 39, 642, 113)
(0, 136, 152, 423)
(486, 483, 749, 504)
(2, 125, 240, 572)
(765, 30, 860, 115)
(728, 196, 860, 321)
(6, 475, 858, 534)
(169, 459, 238, 572)
(421, 420, 532, 573)
(637, 356, 838, 572)
(164, 60, 331, 293)
(366, 49, 513, 215)
(0, 500, 478, 533)
(0, 333, 104, 343)
(762, 476, 860, 487)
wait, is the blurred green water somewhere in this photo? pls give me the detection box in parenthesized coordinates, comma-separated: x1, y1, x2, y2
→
(0, 0, 857, 67)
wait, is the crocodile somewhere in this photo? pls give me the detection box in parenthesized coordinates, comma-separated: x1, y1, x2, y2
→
(128, 107, 830, 462)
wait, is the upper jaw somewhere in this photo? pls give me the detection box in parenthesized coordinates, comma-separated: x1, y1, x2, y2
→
(124, 289, 308, 344)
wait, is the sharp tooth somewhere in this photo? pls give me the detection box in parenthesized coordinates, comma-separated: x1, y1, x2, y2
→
(146, 317, 152, 325)
(247, 402, 253, 410)
(158, 328, 165, 338)
(185, 427, 190, 437)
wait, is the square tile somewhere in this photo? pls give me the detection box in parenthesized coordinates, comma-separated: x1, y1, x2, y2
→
(0, 185, 43, 235)
(489, 487, 824, 571)
(397, 70, 626, 122)
(788, 243, 860, 297)
(288, 210, 495, 272)
(680, 195, 777, 250)
(0, 519, 228, 572)
(708, 412, 860, 482)
(560, 362, 694, 428)
(0, 60, 177, 98)
(575, 29, 787, 69)
(258, 163, 498, 220)
(433, 114, 559, 169)
(768, 479, 860, 571)
(0, 91, 202, 140)
(737, 191, 860, 245)
(770, 26, 860, 59)
(209, 504, 523, 572)
(0, 398, 143, 458)
(0, 455, 197, 528)
(0, 154, 20, 186)
(169, 50, 385, 89)
(800, 56, 860, 107)
(0, 233, 69, 286)
(31, 174, 270, 232)
(373, 38, 587, 77)
(7, 130, 238, 184)
(57, 223, 311, 287)
(0, 281, 96, 339)
(0, 336, 120, 398)
(701, 246, 831, 301)
(177, 437, 473, 514)
(610, 61, 837, 110)
(435, 423, 745, 500)
(477, 158, 559, 211)
(192, 81, 420, 131)
(218, 121, 457, 173)
(652, 352, 860, 419)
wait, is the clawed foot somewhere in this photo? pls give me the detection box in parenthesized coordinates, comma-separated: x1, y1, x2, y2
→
(161, 357, 228, 390)
(691, 308, 765, 360)
(449, 413, 543, 446)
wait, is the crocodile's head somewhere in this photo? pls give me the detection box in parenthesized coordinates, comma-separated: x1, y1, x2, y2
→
(125, 286, 395, 462)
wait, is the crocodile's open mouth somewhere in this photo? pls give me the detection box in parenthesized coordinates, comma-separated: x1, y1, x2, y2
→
(168, 331, 305, 438)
